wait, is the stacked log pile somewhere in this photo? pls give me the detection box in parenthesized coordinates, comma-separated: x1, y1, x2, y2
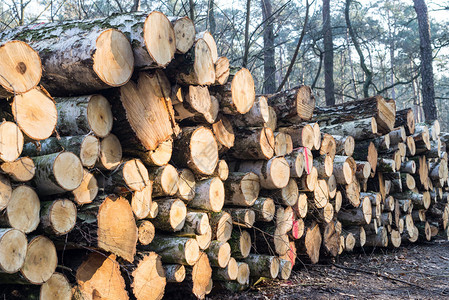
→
(0, 10, 448, 300)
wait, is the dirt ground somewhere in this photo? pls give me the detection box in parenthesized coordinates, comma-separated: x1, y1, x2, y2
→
(208, 239, 449, 300)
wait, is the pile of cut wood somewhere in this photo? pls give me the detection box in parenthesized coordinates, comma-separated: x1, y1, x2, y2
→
(0, 10, 447, 300)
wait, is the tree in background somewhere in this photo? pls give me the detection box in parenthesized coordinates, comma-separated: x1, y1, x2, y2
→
(322, 0, 335, 106)
(260, 0, 276, 93)
(413, 0, 437, 121)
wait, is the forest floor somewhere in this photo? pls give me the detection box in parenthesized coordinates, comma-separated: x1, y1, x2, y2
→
(207, 239, 449, 300)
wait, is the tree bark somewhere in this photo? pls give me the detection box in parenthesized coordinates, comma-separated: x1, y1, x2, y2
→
(323, 0, 335, 106)
(413, 0, 437, 121)
(261, 0, 276, 93)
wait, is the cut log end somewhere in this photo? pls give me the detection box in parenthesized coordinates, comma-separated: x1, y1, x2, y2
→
(192, 39, 216, 85)
(4, 185, 40, 233)
(191, 252, 212, 299)
(86, 95, 114, 138)
(99, 134, 122, 170)
(72, 169, 98, 205)
(93, 29, 134, 87)
(190, 127, 219, 175)
(172, 16, 195, 54)
(0, 157, 35, 182)
(0, 122, 24, 162)
(177, 168, 196, 201)
(131, 252, 166, 300)
(12, 87, 57, 140)
(40, 272, 72, 300)
(21, 236, 57, 284)
(0, 40, 42, 95)
(0, 228, 27, 273)
(138, 220, 155, 245)
(231, 68, 255, 114)
(44, 199, 77, 235)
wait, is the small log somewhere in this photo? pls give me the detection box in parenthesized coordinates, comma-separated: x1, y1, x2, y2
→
(172, 126, 218, 176)
(224, 172, 260, 207)
(278, 124, 314, 150)
(209, 211, 233, 242)
(313, 155, 333, 178)
(355, 161, 371, 180)
(333, 135, 355, 157)
(212, 114, 235, 152)
(143, 236, 200, 266)
(0, 185, 40, 234)
(333, 156, 356, 184)
(54, 94, 113, 138)
(274, 132, 293, 156)
(266, 106, 277, 131)
(253, 197, 276, 222)
(231, 96, 269, 128)
(0, 228, 27, 274)
(11, 236, 57, 285)
(130, 183, 153, 220)
(39, 199, 76, 236)
(164, 264, 186, 283)
(297, 166, 318, 192)
(213, 257, 238, 281)
(0, 157, 35, 182)
(296, 221, 322, 264)
(131, 252, 166, 300)
(267, 85, 316, 124)
(137, 220, 155, 246)
(96, 134, 122, 170)
(228, 230, 251, 259)
(11, 86, 57, 141)
(276, 206, 294, 234)
(181, 211, 210, 236)
(327, 175, 337, 199)
(244, 254, 280, 279)
(72, 169, 98, 205)
(213, 159, 229, 181)
(174, 169, 196, 205)
(214, 56, 230, 85)
(189, 177, 224, 212)
(101, 158, 149, 193)
(401, 160, 416, 174)
(223, 208, 255, 228)
(406, 136, 416, 156)
(210, 68, 255, 114)
(319, 133, 336, 159)
(395, 108, 415, 135)
(338, 196, 372, 226)
(344, 178, 361, 207)
(0, 121, 24, 162)
(277, 259, 292, 280)
(168, 16, 195, 54)
(346, 226, 366, 247)
(39, 272, 72, 300)
(205, 241, 231, 268)
(237, 156, 290, 189)
(320, 221, 340, 256)
(174, 85, 215, 124)
(284, 149, 305, 178)
(138, 139, 173, 167)
(75, 253, 128, 300)
(232, 127, 275, 160)
(0, 41, 41, 98)
(0, 174, 11, 210)
(365, 226, 388, 247)
(152, 198, 186, 232)
(149, 164, 179, 197)
(352, 141, 378, 172)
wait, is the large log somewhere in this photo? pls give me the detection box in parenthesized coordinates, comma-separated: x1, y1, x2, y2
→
(395, 108, 415, 135)
(278, 124, 314, 150)
(321, 117, 378, 141)
(0, 41, 41, 98)
(313, 96, 396, 133)
(108, 71, 179, 153)
(231, 96, 270, 128)
(100, 158, 149, 193)
(1, 22, 134, 95)
(266, 86, 316, 124)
